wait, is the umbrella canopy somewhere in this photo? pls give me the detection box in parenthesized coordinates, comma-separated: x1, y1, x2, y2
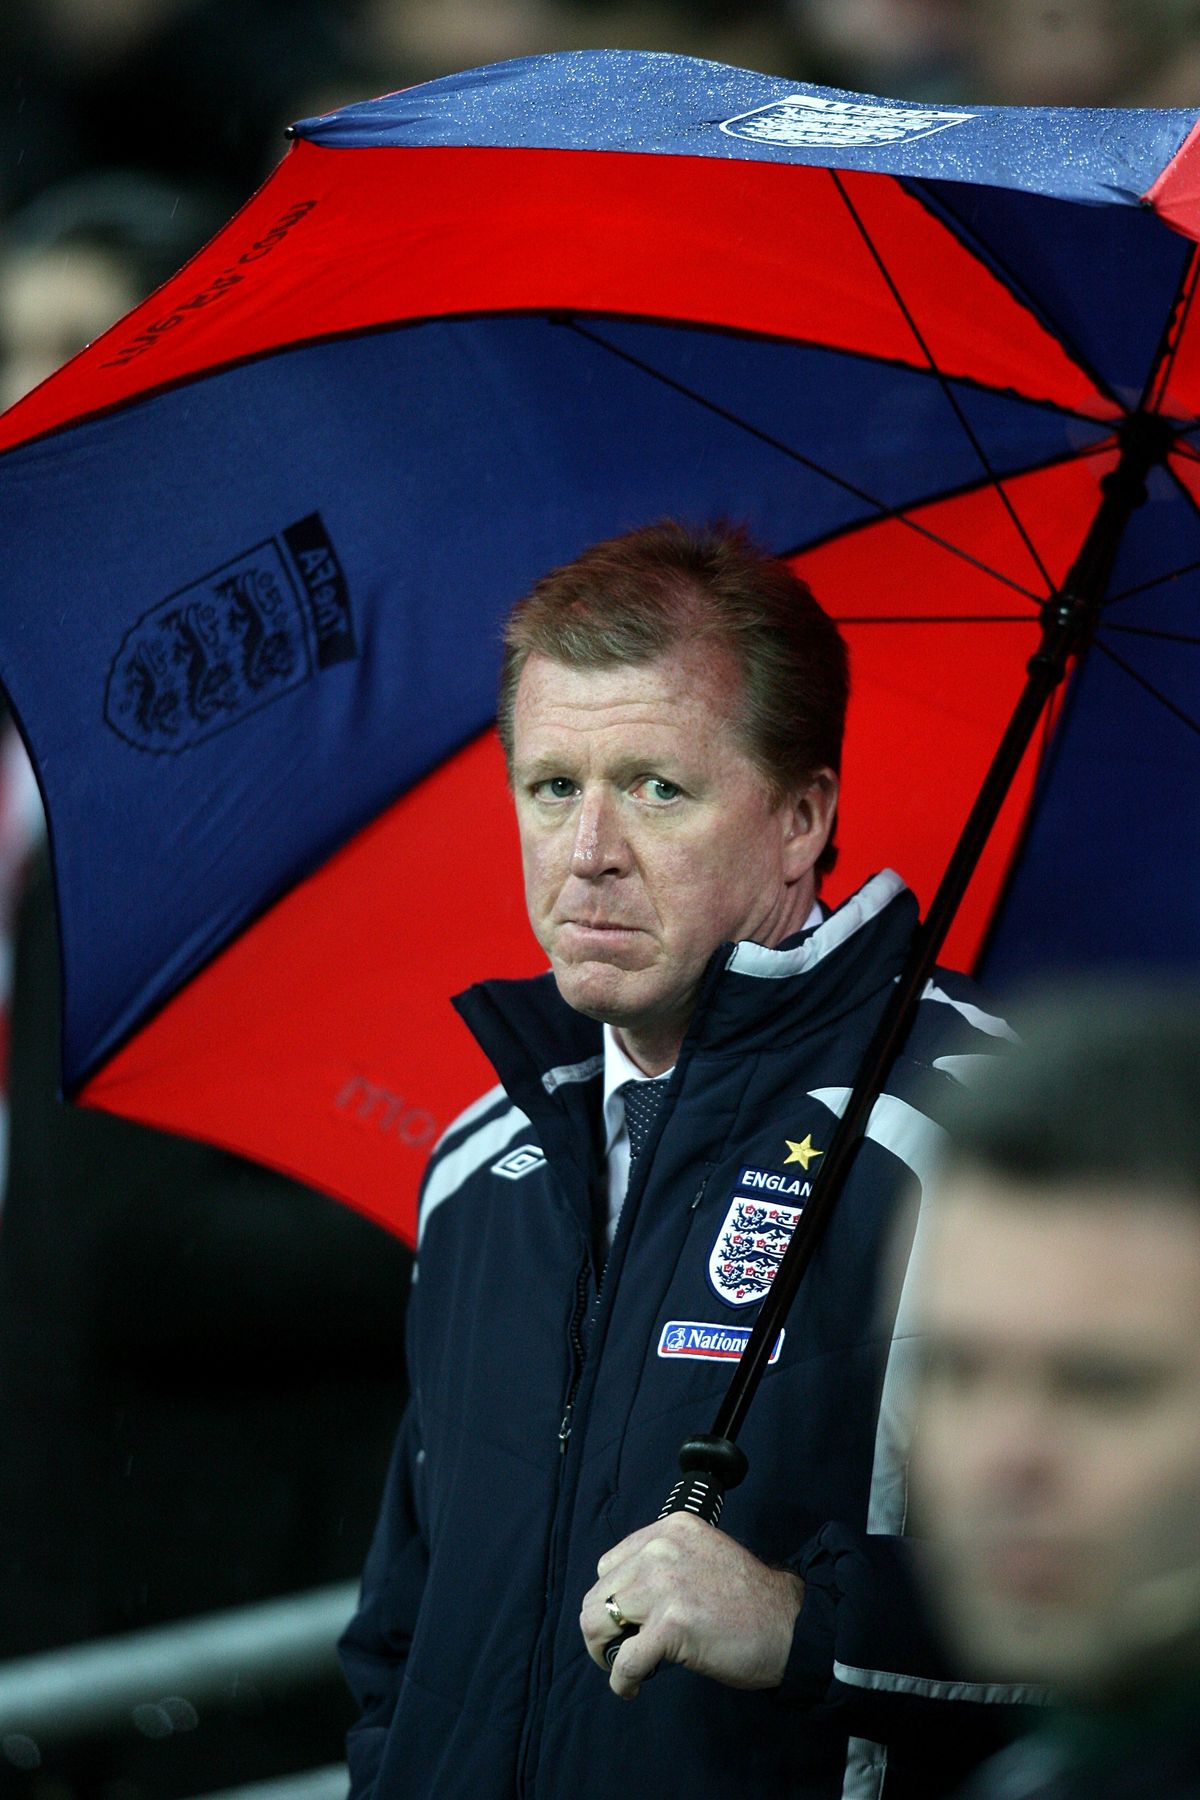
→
(1, 51, 1199, 1243)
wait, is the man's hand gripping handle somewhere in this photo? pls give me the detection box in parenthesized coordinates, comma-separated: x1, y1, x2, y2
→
(601, 1434, 748, 1669)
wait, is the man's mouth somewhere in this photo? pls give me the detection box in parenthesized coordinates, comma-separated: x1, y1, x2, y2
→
(557, 919, 646, 948)
(976, 1540, 1082, 1604)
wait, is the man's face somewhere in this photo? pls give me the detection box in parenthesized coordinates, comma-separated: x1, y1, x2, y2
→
(911, 1176, 1200, 1697)
(510, 643, 832, 1068)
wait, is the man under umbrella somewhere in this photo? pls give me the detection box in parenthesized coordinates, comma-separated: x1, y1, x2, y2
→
(339, 521, 1027, 1798)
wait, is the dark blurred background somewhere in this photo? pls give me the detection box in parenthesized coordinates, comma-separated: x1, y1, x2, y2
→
(1, 3, 1198, 1798)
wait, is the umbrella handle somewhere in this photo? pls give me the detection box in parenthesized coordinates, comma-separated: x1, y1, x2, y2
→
(601, 1436, 746, 1670)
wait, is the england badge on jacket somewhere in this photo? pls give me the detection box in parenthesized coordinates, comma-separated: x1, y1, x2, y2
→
(707, 1165, 811, 1306)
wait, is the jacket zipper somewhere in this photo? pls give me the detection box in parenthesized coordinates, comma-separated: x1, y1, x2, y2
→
(517, 1247, 593, 1797)
(525, 1109, 681, 1791)
(557, 1261, 591, 1452)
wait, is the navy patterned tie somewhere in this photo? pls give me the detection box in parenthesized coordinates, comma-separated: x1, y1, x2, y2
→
(621, 1077, 671, 1164)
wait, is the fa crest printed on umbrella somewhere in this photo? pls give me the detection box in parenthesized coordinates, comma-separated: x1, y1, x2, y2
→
(103, 513, 355, 753)
(0, 50, 1198, 1242)
(720, 95, 976, 148)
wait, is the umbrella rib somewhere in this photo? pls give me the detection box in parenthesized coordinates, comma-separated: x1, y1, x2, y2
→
(902, 184, 1125, 414)
(833, 613, 1032, 624)
(1103, 460, 1200, 607)
(776, 436, 1115, 570)
(827, 169, 1055, 599)
(562, 319, 1045, 604)
(1103, 552, 1200, 607)
(1144, 244, 1200, 415)
(1094, 640, 1200, 738)
(582, 311, 1114, 432)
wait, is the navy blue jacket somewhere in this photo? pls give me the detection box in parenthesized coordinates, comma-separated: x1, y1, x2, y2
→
(340, 873, 1033, 1799)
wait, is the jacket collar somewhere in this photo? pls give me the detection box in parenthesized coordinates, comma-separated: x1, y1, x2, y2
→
(691, 869, 915, 1055)
(454, 870, 917, 1108)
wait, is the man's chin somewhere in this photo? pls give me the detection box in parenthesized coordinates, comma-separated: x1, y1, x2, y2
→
(549, 956, 658, 1027)
(946, 1592, 1120, 1694)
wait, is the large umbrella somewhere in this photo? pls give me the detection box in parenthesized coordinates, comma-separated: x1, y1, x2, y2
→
(1, 51, 1198, 1248)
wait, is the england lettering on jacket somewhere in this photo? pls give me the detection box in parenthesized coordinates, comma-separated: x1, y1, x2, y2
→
(736, 1164, 811, 1197)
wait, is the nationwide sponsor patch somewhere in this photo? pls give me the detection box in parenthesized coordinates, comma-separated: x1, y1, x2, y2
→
(658, 1320, 784, 1364)
(708, 1169, 811, 1306)
(491, 1143, 546, 1180)
(719, 95, 975, 151)
(104, 511, 356, 753)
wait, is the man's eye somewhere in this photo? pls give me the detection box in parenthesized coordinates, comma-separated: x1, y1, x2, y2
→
(534, 777, 577, 800)
(917, 1340, 982, 1393)
(1053, 1358, 1166, 1411)
(638, 778, 682, 804)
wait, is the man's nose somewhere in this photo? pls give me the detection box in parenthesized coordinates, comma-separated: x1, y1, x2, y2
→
(969, 1389, 1062, 1505)
(570, 789, 627, 879)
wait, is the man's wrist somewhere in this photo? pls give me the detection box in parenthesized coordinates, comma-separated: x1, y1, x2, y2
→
(767, 1568, 807, 1686)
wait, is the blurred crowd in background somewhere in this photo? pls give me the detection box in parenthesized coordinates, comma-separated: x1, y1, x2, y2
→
(6, 0, 1200, 327)
(1, 4, 1199, 1799)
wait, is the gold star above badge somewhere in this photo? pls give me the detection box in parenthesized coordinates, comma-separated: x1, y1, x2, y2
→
(784, 1134, 823, 1170)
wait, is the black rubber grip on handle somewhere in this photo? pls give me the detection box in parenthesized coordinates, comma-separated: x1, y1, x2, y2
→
(602, 1623, 639, 1669)
(601, 1436, 749, 1670)
(658, 1470, 728, 1524)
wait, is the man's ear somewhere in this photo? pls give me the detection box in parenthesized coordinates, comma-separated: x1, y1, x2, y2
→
(781, 769, 839, 882)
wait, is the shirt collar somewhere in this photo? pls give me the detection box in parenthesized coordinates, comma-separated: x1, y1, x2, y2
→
(600, 900, 823, 1153)
(602, 1024, 663, 1154)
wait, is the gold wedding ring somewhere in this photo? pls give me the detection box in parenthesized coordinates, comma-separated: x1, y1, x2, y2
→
(604, 1594, 629, 1631)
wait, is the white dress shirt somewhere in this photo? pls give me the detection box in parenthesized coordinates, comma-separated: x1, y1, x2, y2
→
(600, 902, 824, 1248)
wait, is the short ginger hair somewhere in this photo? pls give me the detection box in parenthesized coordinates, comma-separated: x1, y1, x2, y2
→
(497, 521, 850, 877)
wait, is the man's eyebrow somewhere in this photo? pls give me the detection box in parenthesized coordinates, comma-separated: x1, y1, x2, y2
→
(514, 749, 687, 784)
(512, 750, 579, 780)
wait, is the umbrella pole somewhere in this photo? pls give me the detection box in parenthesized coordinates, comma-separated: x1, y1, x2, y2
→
(604, 412, 1173, 1663)
(685, 412, 1173, 1483)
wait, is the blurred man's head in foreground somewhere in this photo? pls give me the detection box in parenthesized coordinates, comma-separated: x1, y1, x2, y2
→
(910, 986, 1200, 1702)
